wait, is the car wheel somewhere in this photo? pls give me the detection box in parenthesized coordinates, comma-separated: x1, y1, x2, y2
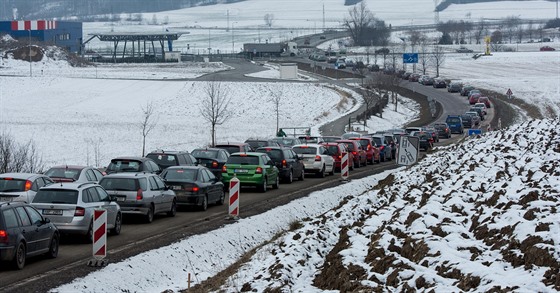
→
(85, 221, 94, 243)
(259, 178, 268, 193)
(298, 169, 305, 181)
(381, 153, 385, 162)
(217, 190, 225, 205)
(272, 176, 280, 189)
(318, 166, 326, 178)
(200, 196, 208, 211)
(145, 205, 154, 223)
(47, 234, 59, 258)
(110, 213, 122, 235)
(286, 170, 293, 184)
(167, 200, 177, 217)
(329, 166, 335, 176)
(12, 242, 26, 270)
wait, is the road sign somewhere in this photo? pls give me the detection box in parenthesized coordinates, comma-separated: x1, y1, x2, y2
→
(341, 152, 349, 180)
(228, 177, 240, 218)
(468, 129, 482, 136)
(506, 88, 513, 99)
(402, 53, 418, 64)
(397, 136, 419, 166)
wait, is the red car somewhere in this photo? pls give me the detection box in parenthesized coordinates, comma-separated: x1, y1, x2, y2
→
(540, 46, 555, 51)
(469, 93, 481, 105)
(477, 96, 491, 108)
(321, 142, 354, 171)
(350, 137, 380, 164)
(336, 140, 367, 168)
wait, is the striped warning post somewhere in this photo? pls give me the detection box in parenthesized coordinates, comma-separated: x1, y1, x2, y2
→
(228, 177, 240, 218)
(341, 152, 349, 180)
(92, 209, 107, 259)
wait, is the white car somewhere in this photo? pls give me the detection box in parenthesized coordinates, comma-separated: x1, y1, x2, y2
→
(0, 173, 54, 203)
(292, 144, 335, 178)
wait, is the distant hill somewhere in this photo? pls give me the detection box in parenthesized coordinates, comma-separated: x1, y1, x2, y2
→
(436, 0, 556, 12)
(0, 0, 247, 21)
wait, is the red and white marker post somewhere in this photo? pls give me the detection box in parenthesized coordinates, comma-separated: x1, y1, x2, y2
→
(341, 152, 349, 181)
(229, 177, 240, 219)
(88, 209, 107, 267)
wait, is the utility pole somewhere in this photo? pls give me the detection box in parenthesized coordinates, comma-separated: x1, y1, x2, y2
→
(28, 29, 32, 77)
(226, 10, 229, 32)
(323, 3, 325, 31)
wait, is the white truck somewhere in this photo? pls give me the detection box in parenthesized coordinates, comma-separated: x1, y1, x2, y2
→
(243, 41, 299, 57)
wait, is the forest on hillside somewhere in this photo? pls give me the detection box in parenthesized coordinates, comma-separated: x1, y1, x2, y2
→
(0, 0, 246, 20)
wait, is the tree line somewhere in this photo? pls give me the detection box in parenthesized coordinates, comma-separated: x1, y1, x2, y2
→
(0, 0, 246, 20)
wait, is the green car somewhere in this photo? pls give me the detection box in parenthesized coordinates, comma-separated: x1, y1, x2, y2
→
(221, 152, 280, 193)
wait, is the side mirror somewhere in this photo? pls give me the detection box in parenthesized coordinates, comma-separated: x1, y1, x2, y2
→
(42, 218, 51, 224)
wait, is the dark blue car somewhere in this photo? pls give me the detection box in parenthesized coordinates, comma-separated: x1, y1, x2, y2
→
(445, 115, 464, 134)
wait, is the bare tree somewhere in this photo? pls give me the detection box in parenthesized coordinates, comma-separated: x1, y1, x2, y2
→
(0, 133, 44, 173)
(418, 38, 431, 75)
(503, 16, 521, 43)
(140, 102, 157, 157)
(474, 19, 487, 44)
(342, 1, 374, 46)
(264, 13, 274, 27)
(431, 45, 446, 77)
(268, 86, 282, 135)
(200, 81, 232, 147)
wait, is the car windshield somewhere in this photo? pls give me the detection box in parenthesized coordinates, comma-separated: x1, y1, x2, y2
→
(33, 189, 78, 204)
(107, 160, 142, 172)
(272, 138, 297, 146)
(293, 146, 317, 155)
(256, 149, 282, 160)
(228, 156, 259, 165)
(146, 154, 177, 167)
(99, 178, 139, 191)
(371, 137, 382, 145)
(162, 169, 197, 181)
(326, 145, 339, 155)
(341, 142, 355, 151)
(246, 141, 268, 149)
(191, 149, 218, 159)
(0, 178, 27, 192)
(447, 118, 461, 123)
(44, 168, 81, 180)
(356, 140, 369, 148)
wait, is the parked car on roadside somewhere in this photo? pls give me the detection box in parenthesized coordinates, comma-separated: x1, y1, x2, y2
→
(99, 172, 176, 223)
(105, 157, 162, 175)
(0, 173, 54, 203)
(44, 165, 104, 184)
(540, 46, 555, 51)
(160, 166, 224, 211)
(336, 140, 368, 168)
(0, 201, 59, 269)
(215, 142, 254, 154)
(31, 182, 122, 242)
(292, 144, 335, 178)
(191, 148, 230, 179)
(145, 150, 198, 171)
(409, 73, 421, 82)
(456, 47, 474, 53)
(255, 146, 304, 183)
(221, 152, 280, 192)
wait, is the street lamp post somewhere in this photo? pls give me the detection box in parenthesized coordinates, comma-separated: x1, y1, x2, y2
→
(231, 22, 238, 54)
(28, 29, 32, 77)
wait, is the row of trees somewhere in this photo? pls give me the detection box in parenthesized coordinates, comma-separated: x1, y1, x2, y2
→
(342, 2, 391, 47)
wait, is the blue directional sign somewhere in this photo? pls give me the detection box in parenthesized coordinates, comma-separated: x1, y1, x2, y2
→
(403, 53, 418, 64)
(468, 129, 482, 136)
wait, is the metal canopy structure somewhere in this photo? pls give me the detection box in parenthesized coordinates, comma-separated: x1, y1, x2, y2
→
(83, 31, 188, 62)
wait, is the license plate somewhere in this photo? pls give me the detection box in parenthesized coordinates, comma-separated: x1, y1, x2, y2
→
(172, 185, 182, 190)
(117, 197, 126, 202)
(0, 197, 13, 202)
(234, 169, 248, 173)
(43, 209, 63, 216)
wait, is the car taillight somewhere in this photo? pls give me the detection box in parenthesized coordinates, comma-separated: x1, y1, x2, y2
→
(24, 180, 32, 191)
(0, 230, 8, 243)
(367, 145, 371, 151)
(192, 186, 199, 192)
(222, 165, 227, 173)
(212, 161, 218, 168)
(136, 189, 143, 200)
(315, 155, 322, 161)
(282, 160, 287, 167)
(380, 146, 385, 151)
(352, 151, 357, 155)
(74, 207, 85, 216)
(256, 167, 263, 174)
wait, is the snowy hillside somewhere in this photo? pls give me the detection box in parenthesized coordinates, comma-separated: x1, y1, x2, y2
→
(217, 118, 560, 292)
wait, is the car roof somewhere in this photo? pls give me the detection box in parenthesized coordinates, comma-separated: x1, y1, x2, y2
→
(192, 147, 224, 152)
(164, 165, 205, 171)
(102, 172, 154, 178)
(255, 146, 287, 150)
(111, 156, 151, 161)
(215, 142, 248, 146)
(293, 143, 323, 148)
(40, 182, 97, 190)
(147, 150, 188, 155)
(48, 165, 89, 170)
(0, 173, 43, 180)
(230, 152, 263, 157)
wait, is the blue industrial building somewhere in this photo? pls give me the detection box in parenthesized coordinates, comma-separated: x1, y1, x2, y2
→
(0, 20, 82, 53)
